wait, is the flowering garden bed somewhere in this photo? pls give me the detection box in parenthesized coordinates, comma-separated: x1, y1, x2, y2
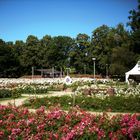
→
(23, 95, 140, 113)
(0, 79, 140, 139)
(0, 105, 140, 139)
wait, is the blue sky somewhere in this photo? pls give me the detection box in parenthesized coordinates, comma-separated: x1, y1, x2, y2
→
(0, 0, 138, 42)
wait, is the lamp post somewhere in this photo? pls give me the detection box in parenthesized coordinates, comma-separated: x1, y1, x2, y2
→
(52, 67, 54, 79)
(84, 53, 88, 74)
(32, 66, 34, 79)
(66, 68, 71, 76)
(106, 64, 109, 79)
(92, 58, 96, 80)
(60, 67, 63, 78)
(67, 57, 70, 76)
(84, 65, 86, 74)
(66, 68, 69, 76)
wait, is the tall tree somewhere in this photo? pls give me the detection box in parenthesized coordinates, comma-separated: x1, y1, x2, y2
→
(110, 24, 135, 76)
(91, 25, 111, 75)
(40, 35, 52, 67)
(44, 36, 74, 69)
(0, 39, 19, 77)
(19, 35, 41, 74)
(26, 35, 39, 46)
(110, 47, 135, 76)
(128, 0, 140, 56)
(70, 33, 90, 73)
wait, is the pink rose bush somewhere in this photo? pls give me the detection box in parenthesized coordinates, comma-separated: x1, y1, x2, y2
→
(0, 105, 140, 139)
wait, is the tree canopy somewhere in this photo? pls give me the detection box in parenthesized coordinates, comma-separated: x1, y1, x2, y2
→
(0, 1, 140, 78)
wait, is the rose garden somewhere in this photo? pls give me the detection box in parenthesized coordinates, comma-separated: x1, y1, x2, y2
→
(0, 78, 140, 139)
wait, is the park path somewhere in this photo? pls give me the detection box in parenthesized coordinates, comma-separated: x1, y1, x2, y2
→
(0, 91, 139, 116)
(0, 98, 27, 106)
(0, 91, 72, 106)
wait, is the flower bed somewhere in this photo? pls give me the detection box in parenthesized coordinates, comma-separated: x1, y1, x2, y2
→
(75, 84, 140, 97)
(23, 95, 140, 112)
(15, 84, 48, 94)
(0, 105, 140, 139)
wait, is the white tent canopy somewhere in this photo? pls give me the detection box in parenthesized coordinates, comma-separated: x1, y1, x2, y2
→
(125, 60, 140, 83)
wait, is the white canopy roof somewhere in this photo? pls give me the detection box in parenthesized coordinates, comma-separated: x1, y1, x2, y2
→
(125, 60, 140, 83)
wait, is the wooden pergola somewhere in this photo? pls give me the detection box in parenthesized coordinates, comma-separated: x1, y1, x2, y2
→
(36, 69, 61, 78)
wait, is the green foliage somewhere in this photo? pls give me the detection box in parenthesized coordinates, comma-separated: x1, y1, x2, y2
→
(110, 46, 135, 75)
(12, 89, 21, 98)
(128, 0, 140, 55)
(0, 89, 21, 98)
(23, 95, 140, 112)
(0, 89, 12, 98)
(70, 33, 91, 73)
(15, 85, 48, 94)
(47, 84, 64, 91)
(0, 39, 20, 77)
(0, 1, 140, 77)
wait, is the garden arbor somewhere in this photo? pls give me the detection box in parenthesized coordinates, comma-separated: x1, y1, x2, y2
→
(125, 60, 140, 83)
(36, 68, 61, 78)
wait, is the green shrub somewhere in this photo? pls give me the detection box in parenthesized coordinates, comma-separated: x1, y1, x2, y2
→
(12, 89, 22, 98)
(0, 89, 12, 98)
(0, 89, 21, 98)
(47, 85, 64, 91)
(15, 85, 48, 94)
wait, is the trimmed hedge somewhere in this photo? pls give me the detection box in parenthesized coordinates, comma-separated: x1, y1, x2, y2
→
(15, 86, 48, 94)
(0, 89, 21, 98)
(0, 89, 12, 98)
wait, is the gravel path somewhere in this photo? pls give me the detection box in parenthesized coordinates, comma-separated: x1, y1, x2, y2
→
(0, 98, 27, 106)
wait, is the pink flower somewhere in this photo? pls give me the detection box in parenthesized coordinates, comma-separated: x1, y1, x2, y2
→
(19, 119, 29, 129)
(121, 114, 130, 123)
(0, 131, 4, 138)
(98, 129, 105, 139)
(62, 129, 76, 140)
(0, 120, 3, 125)
(36, 106, 45, 114)
(23, 108, 29, 115)
(65, 114, 71, 123)
(121, 128, 127, 135)
(109, 132, 113, 138)
(47, 110, 63, 119)
(53, 133, 59, 139)
(37, 124, 45, 131)
(11, 128, 21, 135)
(26, 118, 35, 125)
(0, 105, 6, 111)
(59, 125, 69, 133)
(8, 113, 15, 120)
